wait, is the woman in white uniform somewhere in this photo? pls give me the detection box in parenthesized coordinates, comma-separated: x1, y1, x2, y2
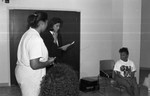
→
(15, 11, 56, 96)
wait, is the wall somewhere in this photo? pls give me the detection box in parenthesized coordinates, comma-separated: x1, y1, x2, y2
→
(0, 0, 141, 85)
(122, 0, 141, 83)
(140, 0, 150, 68)
(80, 0, 115, 77)
(111, 0, 123, 62)
(0, 4, 10, 85)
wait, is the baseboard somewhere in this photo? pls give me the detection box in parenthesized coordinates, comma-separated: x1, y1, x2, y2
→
(0, 83, 9, 87)
(140, 67, 150, 70)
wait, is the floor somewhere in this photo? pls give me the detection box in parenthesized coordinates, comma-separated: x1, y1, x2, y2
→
(0, 85, 21, 96)
(0, 84, 148, 96)
(0, 68, 149, 96)
(80, 85, 148, 96)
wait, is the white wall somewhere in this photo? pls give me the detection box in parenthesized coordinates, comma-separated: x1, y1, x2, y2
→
(80, 0, 114, 77)
(111, 0, 123, 61)
(0, 0, 141, 84)
(122, 0, 141, 83)
(0, 4, 10, 85)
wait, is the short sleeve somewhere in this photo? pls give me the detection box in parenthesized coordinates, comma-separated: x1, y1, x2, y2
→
(27, 37, 42, 60)
(131, 61, 136, 72)
(113, 62, 121, 72)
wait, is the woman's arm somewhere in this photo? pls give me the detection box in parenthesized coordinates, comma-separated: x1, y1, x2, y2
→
(30, 57, 56, 70)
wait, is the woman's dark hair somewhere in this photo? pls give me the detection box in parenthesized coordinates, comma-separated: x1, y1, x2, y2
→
(119, 47, 129, 55)
(27, 11, 48, 28)
(39, 63, 79, 96)
(49, 17, 63, 31)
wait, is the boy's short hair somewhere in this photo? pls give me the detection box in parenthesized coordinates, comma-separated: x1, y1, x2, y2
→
(119, 47, 129, 55)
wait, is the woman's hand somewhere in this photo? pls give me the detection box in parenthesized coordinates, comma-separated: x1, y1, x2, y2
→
(48, 57, 56, 65)
(53, 32, 58, 44)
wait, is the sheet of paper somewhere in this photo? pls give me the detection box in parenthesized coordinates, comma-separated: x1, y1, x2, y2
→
(59, 41, 75, 49)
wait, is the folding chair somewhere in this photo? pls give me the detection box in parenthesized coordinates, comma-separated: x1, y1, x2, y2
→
(99, 59, 125, 96)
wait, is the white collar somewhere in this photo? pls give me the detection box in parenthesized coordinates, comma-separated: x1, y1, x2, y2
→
(50, 31, 54, 35)
(29, 27, 40, 35)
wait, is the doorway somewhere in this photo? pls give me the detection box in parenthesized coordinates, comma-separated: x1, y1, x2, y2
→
(9, 9, 80, 85)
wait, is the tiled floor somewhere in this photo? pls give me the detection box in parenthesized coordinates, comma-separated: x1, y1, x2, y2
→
(0, 85, 148, 96)
(0, 68, 149, 96)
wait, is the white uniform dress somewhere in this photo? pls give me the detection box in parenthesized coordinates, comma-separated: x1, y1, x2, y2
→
(15, 27, 48, 96)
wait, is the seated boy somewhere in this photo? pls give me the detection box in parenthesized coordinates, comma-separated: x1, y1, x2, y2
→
(113, 47, 139, 96)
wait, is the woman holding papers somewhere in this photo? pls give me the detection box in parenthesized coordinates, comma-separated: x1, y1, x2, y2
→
(41, 17, 73, 69)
